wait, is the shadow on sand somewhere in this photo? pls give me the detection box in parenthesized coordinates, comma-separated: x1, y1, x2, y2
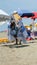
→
(2, 43, 29, 48)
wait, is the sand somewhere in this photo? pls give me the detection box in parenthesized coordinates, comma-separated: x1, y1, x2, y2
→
(0, 32, 8, 38)
(0, 41, 37, 65)
(0, 32, 37, 65)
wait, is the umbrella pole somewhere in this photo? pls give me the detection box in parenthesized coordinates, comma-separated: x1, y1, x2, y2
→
(32, 19, 35, 39)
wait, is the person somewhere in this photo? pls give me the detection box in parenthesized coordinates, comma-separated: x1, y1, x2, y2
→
(12, 11, 28, 44)
(8, 15, 18, 44)
(8, 12, 20, 44)
(8, 22, 15, 41)
(8, 11, 28, 44)
(27, 28, 31, 38)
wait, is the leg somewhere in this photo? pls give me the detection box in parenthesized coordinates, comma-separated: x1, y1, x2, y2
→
(14, 35, 18, 45)
(16, 38, 18, 45)
(19, 40, 21, 45)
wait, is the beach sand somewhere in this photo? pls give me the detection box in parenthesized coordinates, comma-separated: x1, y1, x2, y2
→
(0, 32, 37, 65)
(0, 32, 7, 38)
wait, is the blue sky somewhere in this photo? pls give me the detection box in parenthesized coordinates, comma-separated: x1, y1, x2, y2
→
(0, 0, 37, 25)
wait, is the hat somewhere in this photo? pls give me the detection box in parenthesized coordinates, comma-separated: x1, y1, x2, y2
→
(13, 11, 17, 14)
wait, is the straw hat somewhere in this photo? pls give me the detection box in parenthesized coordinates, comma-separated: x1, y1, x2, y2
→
(13, 11, 17, 14)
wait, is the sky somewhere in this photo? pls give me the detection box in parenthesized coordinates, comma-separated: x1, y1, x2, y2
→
(0, 0, 37, 25)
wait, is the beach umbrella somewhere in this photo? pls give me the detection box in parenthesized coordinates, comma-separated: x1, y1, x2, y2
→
(17, 9, 34, 18)
(31, 12, 37, 20)
(21, 13, 34, 18)
(0, 9, 10, 21)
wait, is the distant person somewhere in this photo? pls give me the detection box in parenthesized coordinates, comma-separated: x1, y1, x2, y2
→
(27, 28, 31, 38)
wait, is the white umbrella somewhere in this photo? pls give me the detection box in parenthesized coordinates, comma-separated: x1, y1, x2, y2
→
(0, 9, 10, 21)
